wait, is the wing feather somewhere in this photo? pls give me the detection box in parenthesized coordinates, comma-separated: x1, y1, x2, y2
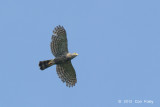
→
(50, 25, 68, 57)
(56, 61, 77, 87)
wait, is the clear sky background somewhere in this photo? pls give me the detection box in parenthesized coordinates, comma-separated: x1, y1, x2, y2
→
(0, 0, 160, 107)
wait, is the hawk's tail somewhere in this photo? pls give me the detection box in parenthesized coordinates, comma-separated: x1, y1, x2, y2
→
(39, 60, 55, 70)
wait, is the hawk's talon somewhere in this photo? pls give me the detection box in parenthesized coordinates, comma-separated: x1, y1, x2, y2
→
(48, 62, 52, 65)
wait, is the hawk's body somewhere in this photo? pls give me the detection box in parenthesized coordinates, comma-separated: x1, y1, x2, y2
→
(39, 25, 78, 87)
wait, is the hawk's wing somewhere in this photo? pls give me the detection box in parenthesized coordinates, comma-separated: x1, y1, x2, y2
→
(56, 61, 77, 87)
(51, 25, 68, 57)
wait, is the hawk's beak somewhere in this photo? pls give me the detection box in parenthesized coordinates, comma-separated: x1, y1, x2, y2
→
(75, 53, 79, 56)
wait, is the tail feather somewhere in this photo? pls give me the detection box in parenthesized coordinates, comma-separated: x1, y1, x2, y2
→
(39, 60, 54, 70)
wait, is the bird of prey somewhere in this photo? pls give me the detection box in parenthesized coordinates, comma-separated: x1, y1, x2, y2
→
(39, 25, 78, 87)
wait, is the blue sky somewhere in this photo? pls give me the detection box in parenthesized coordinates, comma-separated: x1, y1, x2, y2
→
(0, 0, 160, 107)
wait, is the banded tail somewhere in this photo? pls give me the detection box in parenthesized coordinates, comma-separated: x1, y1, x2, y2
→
(39, 60, 55, 70)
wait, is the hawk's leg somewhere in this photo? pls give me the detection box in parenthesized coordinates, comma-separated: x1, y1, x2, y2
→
(48, 59, 55, 65)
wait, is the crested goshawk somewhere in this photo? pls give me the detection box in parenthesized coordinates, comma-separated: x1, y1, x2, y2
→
(39, 25, 78, 87)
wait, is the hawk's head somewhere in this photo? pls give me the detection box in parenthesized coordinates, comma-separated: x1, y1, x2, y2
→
(67, 53, 78, 59)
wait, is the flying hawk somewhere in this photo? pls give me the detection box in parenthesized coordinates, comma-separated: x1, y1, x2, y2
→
(39, 25, 78, 87)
